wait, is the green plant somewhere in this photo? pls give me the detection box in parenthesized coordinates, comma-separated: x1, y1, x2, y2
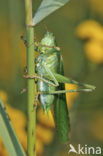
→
(0, 0, 96, 156)
(25, 1, 71, 155)
(0, 99, 26, 156)
(0, 0, 71, 156)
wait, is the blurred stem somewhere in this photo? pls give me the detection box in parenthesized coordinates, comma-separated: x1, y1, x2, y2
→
(25, 0, 36, 156)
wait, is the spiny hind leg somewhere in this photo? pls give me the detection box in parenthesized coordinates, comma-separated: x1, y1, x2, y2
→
(39, 88, 93, 95)
(68, 79, 95, 90)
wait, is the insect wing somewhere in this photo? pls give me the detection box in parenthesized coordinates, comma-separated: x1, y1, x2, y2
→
(53, 56, 70, 142)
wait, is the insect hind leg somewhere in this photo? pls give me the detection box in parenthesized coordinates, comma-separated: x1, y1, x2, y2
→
(39, 88, 93, 95)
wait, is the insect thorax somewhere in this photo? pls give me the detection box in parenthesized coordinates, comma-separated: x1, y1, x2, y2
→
(36, 51, 60, 76)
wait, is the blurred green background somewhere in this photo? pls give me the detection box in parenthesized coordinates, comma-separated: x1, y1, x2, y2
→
(0, 0, 103, 155)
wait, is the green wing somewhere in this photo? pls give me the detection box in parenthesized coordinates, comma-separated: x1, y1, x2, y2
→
(53, 56, 70, 142)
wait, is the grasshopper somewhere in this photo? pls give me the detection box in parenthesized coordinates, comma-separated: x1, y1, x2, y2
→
(24, 32, 95, 142)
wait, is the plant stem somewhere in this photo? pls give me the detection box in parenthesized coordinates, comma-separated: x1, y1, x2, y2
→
(25, 0, 36, 156)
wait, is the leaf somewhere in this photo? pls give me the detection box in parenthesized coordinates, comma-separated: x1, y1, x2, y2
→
(33, 0, 70, 26)
(0, 99, 26, 156)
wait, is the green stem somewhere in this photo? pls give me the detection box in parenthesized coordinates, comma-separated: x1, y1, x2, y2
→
(25, 0, 36, 156)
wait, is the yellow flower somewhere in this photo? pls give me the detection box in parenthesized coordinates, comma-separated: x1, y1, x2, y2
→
(0, 137, 9, 156)
(85, 40, 103, 63)
(76, 20, 103, 64)
(6, 104, 26, 129)
(65, 84, 79, 109)
(36, 138, 44, 155)
(37, 108, 55, 128)
(0, 90, 55, 156)
(76, 20, 103, 41)
(36, 124, 54, 144)
(5, 104, 46, 155)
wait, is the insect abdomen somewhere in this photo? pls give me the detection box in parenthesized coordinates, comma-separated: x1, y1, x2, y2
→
(38, 80, 56, 111)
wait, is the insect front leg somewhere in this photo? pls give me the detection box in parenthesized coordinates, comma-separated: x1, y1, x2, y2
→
(20, 35, 39, 51)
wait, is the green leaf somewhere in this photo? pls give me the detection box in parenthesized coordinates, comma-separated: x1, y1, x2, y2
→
(0, 99, 26, 156)
(33, 0, 70, 26)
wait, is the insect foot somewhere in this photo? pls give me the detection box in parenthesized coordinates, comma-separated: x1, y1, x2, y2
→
(20, 88, 27, 94)
(20, 35, 28, 47)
